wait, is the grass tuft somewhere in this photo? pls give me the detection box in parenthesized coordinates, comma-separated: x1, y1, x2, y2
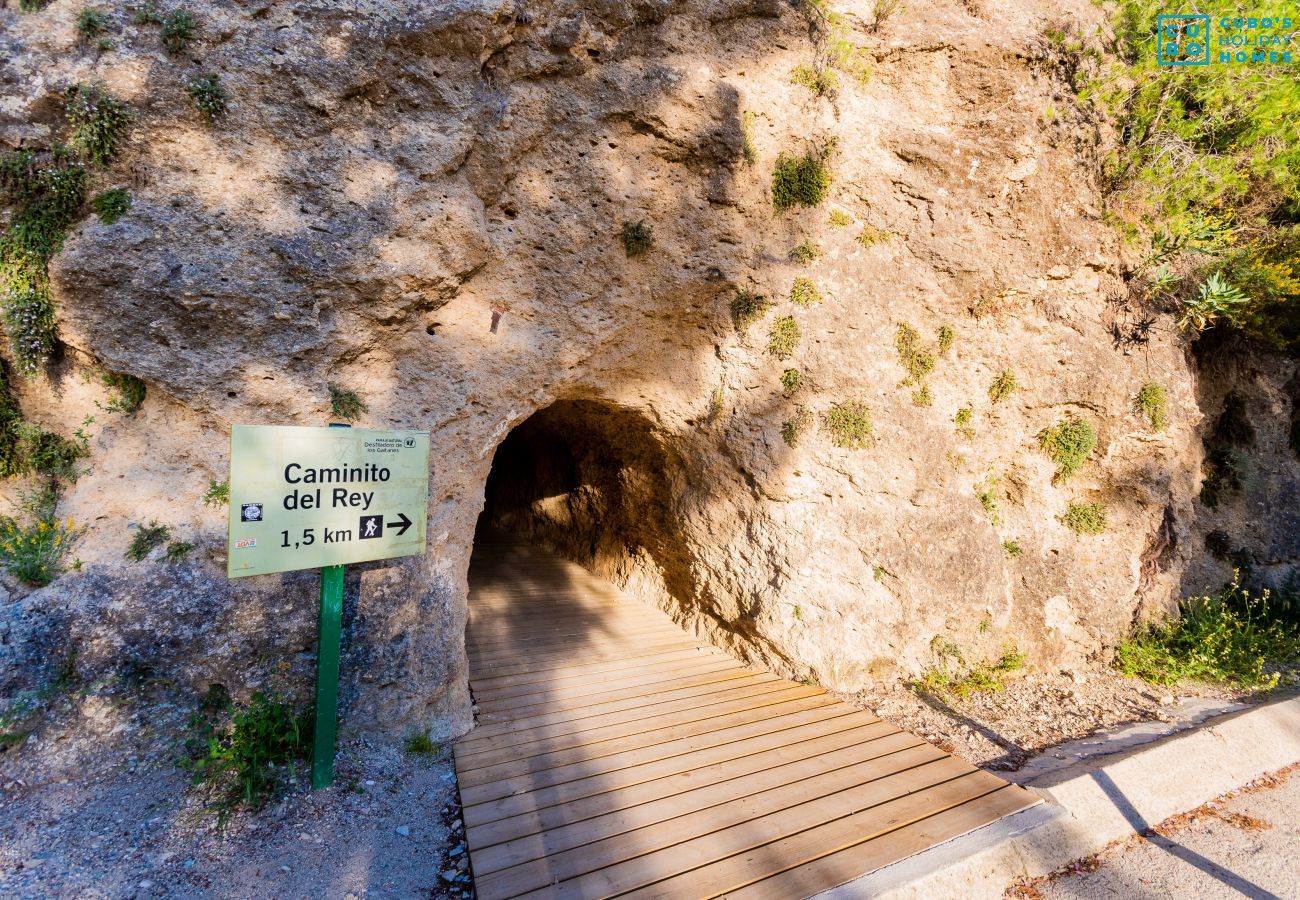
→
(988, 370, 1018, 404)
(1135, 381, 1168, 431)
(621, 219, 653, 257)
(789, 276, 821, 307)
(1060, 501, 1107, 535)
(1037, 415, 1097, 479)
(91, 187, 130, 224)
(767, 316, 801, 359)
(328, 384, 366, 422)
(772, 148, 832, 211)
(126, 521, 170, 561)
(730, 289, 770, 333)
(823, 400, 874, 449)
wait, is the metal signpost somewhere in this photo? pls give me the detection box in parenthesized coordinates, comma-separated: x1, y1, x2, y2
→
(227, 424, 430, 788)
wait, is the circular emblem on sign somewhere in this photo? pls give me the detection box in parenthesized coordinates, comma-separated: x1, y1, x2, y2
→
(241, 502, 263, 522)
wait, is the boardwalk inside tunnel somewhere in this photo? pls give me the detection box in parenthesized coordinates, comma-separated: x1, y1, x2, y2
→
(454, 531, 1041, 899)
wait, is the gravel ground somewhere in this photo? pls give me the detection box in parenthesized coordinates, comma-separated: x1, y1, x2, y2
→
(1010, 763, 1300, 899)
(847, 667, 1257, 770)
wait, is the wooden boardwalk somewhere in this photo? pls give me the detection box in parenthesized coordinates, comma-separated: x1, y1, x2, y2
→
(454, 531, 1039, 899)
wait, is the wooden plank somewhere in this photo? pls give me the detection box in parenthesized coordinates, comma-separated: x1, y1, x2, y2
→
(471, 655, 741, 704)
(472, 737, 941, 892)
(469, 646, 719, 686)
(467, 621, 685, 647)
(454, 694, 846, 775)
(527, 767, 1003, 899)
(728, 786, 1040, 899)
(469, 640, 705, 673)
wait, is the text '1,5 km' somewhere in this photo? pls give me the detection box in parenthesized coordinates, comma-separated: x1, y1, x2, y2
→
(227, 424, 431, 578)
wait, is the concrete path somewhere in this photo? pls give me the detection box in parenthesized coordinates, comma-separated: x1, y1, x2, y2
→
(1041, 765, 1300, 900)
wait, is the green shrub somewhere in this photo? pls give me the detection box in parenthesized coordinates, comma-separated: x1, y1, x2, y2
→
(1060, 501, 1106, 535)
(1117, 575, 1299, 688)
(823, 400, 874, 449)
(730, 288, 769, 333)
(828, 210, 851, 227)
(1037, 415, 1097, 479)
(187, 73, 228, 125)
(126, 521, 170, 561)
(976, 474, 1000, 524)
(65, 83, 132, 167)
(781, 406, 813, 448)
(1178, 272, 1250, 333)
(954, 406, 974, 440)
(767, 316, 801, 359)
(76, 8, 110, 41)
(1002, 539, 1022, 557)
(98, 370, 145, 413)
(855, 225, 891, 247)
(988, 370, 1018, 404)
(328, 384, 366, 421)
(894, 323, 935, 384)
(790, 64, 838, 97)
(911, 384, 933, 407)
(183, 687, 310, 815)
(772, 148, 832, 210)
(789, 276, 821, 307)
(203, 478, 229, 507)
(403, 730, 436, 755)
(165, 540, 193, 563)
(789, 240, 822, 265)
(91, 187, 130, 224)
(133, 1, 161, 24)
(160, 8, 196, 54)
(0, 485, 76, 586)
(1135, 381, 1168, 431)
(936, 324, 955, 354)
(7, 422, 88, 481)
(780, 368, 803, 397)
(915, 635, 1024, 698)
(621, 219, 653, 257)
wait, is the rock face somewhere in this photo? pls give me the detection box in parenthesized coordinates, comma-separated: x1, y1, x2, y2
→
(1, 0, 1297, 736)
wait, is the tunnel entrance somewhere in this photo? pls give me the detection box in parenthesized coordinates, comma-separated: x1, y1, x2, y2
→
(475, 399, 697, 613)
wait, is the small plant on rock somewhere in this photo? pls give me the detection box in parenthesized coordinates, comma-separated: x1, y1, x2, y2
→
(76, 7, 110, 41)
(1060, 501, 1106, 535)
(730, 288, 770, 333)
(203, 478, 229, 507)
(0, 484, 76, 586)
(988, 369, 1018, 404)
(126, 520, 170, 561)
(894, 322, 935, 385)
(91, 187, 130, 224)
(1002, 539, 1022, 557)
(165, 540, 193, 562)
(1037, 415, 1097, 479)
(855, 225, 892, 247)
(937, 324, 955, 354)
(403, 730, 436, 755)
(621, 219, 653, 257)
(954, 406, 974, 440)
(867, 0, 905, 33)
(789, 240, 822, 265)
(328, 383, 366, 422)
(65, 83, 132, 167)
(976, 473, 1000, 524)
(823, 400, 874, 449)
(767, 316, 801, 359)
(1178, 272, 1249, 333)
(789, 276, 821, 307)
(780, 368, 803, 397)
(97, 370, 145, 413)
(740, 111, 758, 166)
(781, 406, 813, 448)
(911, 384, 933, 407)
(187, 73, 228, 125)
(1135, 381, 1168, 431)
(772, 146, 832, 211)
(160, 8, 197, 54)
(790, 64, 838, 97)
(828, 209, 851, 227)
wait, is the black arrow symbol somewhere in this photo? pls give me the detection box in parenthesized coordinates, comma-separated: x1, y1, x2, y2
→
(388, 512, 413, 537)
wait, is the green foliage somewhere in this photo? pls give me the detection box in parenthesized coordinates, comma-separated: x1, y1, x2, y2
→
(133, 1, 162, 24)
(741, 111, 758, 166)
(730, 289, 770, 333)
(187, 73, 229, 125)
(1061, 501, 1107, 535)
(1135, 381, 1168, 431)
(789, 240, 822, 265)
(828, 209, 851, 227)
(916, 635, 1024, 699)
(789, 276, 821, 307)
(165, 540, 193, 563)
(76, 8, 110, 41)
(823, 400, 874, 449)
(791, 64, 838, 97)
(403, 730, 436, 755)
(855, 225, 892, 247)
(1178, 272, 1250, 333)
(894, 322, 935, 384)
(6, 422, 88, 481)
(20, 0, 54, 10)
(936, 324, 955, 354)
(203, 478, 229, 507)
(328, 383, 366, 421)
(1117, 575, 1299, 688)
(988, 370, 1018, 404)
(126, 521, 170, 561)
(976, 473, 1000, 524)
(1002, 539, 1022, 557)
(0, 485, 76, 587)
(183, 687, 310, 816)
(781, 406, 813, 448)
(1037, 415, 1097, 479)
(160, 8, 197, 54)
(98, 370, 145, 413)
(767, 316, 801, 359)
(868, 0, 905, 32)
(780, 368, 803, 397)
(621, 219, 653, 257)
(954, 406, 974, 440)
(772, 148, 832, 211)
(91, 187, 130, 224)
(65, 83, 132, 167)
(911, 384, 933, 407)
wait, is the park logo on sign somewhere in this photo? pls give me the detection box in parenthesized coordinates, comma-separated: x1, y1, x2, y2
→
(241, 502, 263, 522)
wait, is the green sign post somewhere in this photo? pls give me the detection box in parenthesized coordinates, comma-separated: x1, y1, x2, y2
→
(227, 424, 430, 788)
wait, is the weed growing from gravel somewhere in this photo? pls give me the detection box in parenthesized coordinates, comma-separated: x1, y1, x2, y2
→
(1060, 500, 1107, 535)
(780, 368, 803, 397)
(823, 400, 874, 449)
(916, 635, 1025, 698)
(772, 147, 832, 211)
(91, 187, 130, 224)
(781, 406, 813, 448)
(621, 219, 653, 257)
(789, 276, 821, 307)
(767, 316, 801, 359)
(730, 288, 769, 333)
(988, 370, 1018, 404)
(328, 383, 366, 421)
(403, 730, 436, 755)
(1136, 381, 1168, 431)
(1117, 575, 1300, 688)
(66, 83, 132, 167)
(187, 73, 228, 125)
(1038, 415, 1097, 479)
(126, 521, 170, 561)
